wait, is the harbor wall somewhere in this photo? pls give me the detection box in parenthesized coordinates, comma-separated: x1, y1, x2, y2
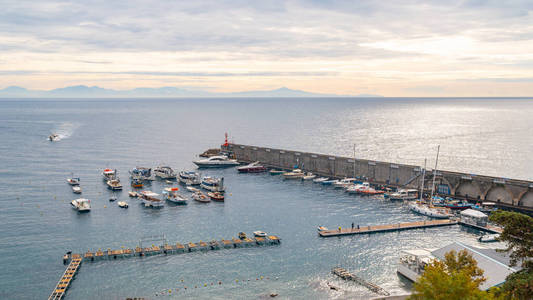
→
(223, 143, 533, 211)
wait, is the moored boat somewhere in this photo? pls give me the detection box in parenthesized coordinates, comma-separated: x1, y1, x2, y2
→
(333, 178, 356, 188)
(317, 226, 328, 232)
(128, 191, 138, 197)
(302, 173, 316, 180)
(313, 177, 329, 183)
(237, 161, 267, 173)
(130, 176, 143, 188)
(282, 169, 305, 180)
(162, 187, 188, 205)
(253, 231, 267, 237)
(107, 178, 123, 190)
(118, 201, 128, 208)
(154, 165, 177, 179)
(192, 191, 210, 203)
(186, 186, 200, 193)
(346, 182, 370, 194)
(102, 168, 116, 181)
(269, 169, 285, 175)
(208, 192, 224, 202)
(320, 179, 339, 185)
(193, 155, 240, 168)
(67, 174, 80, 186)
(72, 186, 82, 194)
(71, 198, 91, 212)
(478, 234, 500, 243)
(408, 202, 452, 219)
(178, 171, 201, 185)
(129, 167, 152, 181)
(200, 176, 225, 192)
(388, 189, 419, 201)
(139, 191, 164, 208)
(443, 199, 472, 210)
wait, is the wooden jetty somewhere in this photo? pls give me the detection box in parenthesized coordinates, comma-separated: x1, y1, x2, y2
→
(332, 267, 390, 296)
(48, 255, 82, 300)
(319, 219, 457, 237)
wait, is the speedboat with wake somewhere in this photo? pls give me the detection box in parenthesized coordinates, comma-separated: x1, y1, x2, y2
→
(49, 133, 60, 142)
(193, 155, 240, 168)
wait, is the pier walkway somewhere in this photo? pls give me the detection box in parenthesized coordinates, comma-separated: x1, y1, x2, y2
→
(48, 255, 82, 300)
(332, 267, 390, 296)
(319, 219, 458, 237)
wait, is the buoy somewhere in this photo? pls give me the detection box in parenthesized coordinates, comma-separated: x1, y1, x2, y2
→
(219, 281, 222, 285)
(168, 289, 171, 293)
(236, 279, 239, 283)
(204, 284, 207, 287)
(104, 205, 107, 208)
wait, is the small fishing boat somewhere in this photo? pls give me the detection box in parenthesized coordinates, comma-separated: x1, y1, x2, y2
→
(321, 179, 339, 186)
(317, 226, 328, 232)
(72, 186, 82, 194)
(178, 171, 201, 185)
(129, 167, 152, 181)
(186, 186, 201, 193)
(302, 173, 316, 180)
(313, 177, 329, 183)
(237, 161, 267, 173)
(49, 133, 60, 141)
(107, 178, 123, 190)
(478, 234, 500, 243)
(162, 187, 188, 205)
(269, 169, 284, 175)
(154, 165, 177, 179)
(128, 191, 138, 197)
(238, 232, 247, 239)
(102, 168, 116, 181)
(333, 178, 356, 188)
(71, 198, 90, 212)
(118, 201, 128, 208)
(192, 191, 210, 203)
(67, 174, 80, 186)
(200, 176, 225, 192)
(193, 155, 240, 168)
(253, 231, 267, 237)
(208, 192, 224, 202)
(139, 191, 164, 208)
(130, 176, 143, 188)
(282, 169, 305, 180)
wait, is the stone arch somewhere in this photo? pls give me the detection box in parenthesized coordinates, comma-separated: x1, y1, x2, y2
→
(455, 181, 482, 200)
(518, 191, 533, 208)
(435, 177, 453, 196)
(484, 185, 514, 205)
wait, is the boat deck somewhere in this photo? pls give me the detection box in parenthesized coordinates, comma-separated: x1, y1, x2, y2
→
(319, 219, 458, 237)
(48, 255, 82, 300)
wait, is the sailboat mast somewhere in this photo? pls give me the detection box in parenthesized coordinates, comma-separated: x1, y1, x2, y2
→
(420, 159, 426, 201)
(353, 144, 356, 178)
(430, 145, 440, 200)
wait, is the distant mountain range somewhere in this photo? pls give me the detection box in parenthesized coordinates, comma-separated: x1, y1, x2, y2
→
(0, 85, 383, 98)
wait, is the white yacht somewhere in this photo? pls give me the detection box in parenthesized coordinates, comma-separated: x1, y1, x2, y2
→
(139, 191, 164, 208)
(193, 156, 239, 168)
(154, 166, 177, 179)
(178, 171, 201, 185)
(200, 176, 225, 192)
(162, 187, 188, 205)
(71, 198, 91, 212)
(333, 178, 356, 188)
(282, 169, 305, 180)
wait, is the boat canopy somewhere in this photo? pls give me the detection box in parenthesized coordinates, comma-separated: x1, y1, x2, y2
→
(461, 208, 488, 218)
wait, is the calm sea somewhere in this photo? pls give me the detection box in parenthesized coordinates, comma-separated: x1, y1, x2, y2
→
(0, 97, 531, 299)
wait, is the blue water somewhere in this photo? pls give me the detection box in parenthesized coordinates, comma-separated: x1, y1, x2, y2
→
(0, 98, 531, 299)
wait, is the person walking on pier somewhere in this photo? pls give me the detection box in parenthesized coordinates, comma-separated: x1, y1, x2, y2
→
(351, 222, 354, 231)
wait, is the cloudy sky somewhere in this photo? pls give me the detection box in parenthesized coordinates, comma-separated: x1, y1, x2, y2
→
(1, 0, 533, 96)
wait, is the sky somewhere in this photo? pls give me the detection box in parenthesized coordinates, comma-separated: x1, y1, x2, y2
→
(1, 0, 533, 96)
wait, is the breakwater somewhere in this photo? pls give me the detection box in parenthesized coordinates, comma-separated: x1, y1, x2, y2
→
(222, 143, 533, 212)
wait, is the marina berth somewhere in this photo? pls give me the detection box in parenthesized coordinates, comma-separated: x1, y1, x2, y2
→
(71, 198, 91, 212)
(154, 165, 177, 179)
(237, 161, 267, 173)
(200, 176, 225, 192)
(193, 155, 239, 168)
(178, 170, 201, 185)
(282, 169, 305, 180)
(162, 187, 188, 205)
(139, 191, 164, 208)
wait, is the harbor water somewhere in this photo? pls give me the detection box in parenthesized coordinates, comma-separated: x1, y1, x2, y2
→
(0, 97, 532, 299)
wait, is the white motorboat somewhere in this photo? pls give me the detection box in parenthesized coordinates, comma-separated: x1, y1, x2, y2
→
(478, 234, 500, 243)
(333, 178, 356, 188)
(71, 198, 91, 212)
(49, 133, 60, 142)
(193, 155, 240, 168)
(345, 182, 370, 194)
(178, 171, 201, 185)
(192, 191, 210, 203)
(154, 166, 177, 179)
(200, 176, 225, 192)
(408, 202, 452, 219)
(107, 178, 123, 190)
(72, 186, 82, 194)
(313, 177, 329, 183)
(186, 186, 200, 193)
(389, 189, 419, 201)
(118, 201, 128, 208)
(128, 191, 138, 197)
(67, 174, 80, 186)
(102, 168, 116, 181)
(253, 231, 267, 237)
(162, 187, 188, 205)
(317, 226, 328, 232)
(302, 173, 316, 180)
(282, 169, 305, 180)
(139, 191, 164, 208)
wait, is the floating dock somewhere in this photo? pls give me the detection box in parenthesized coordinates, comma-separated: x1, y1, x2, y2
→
(48, 255, 82, 300)
(319, 219, 458, 237)
(332, 267, 390, 296)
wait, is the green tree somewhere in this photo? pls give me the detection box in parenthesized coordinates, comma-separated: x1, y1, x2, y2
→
(409, 249, 486, 300)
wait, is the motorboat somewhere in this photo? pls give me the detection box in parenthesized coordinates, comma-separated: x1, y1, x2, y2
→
(359, 187, 385, 196)
(128, 191, 138, 197)
(200, 176, 225, 192)
(130, 175, 143, 188)
(102, 169, 116, 181)
(346, 182, 370, 194)
(269, 169, 285, 175)
(471, 202, 498, 214)
(107, 178, 123, 190)
(302, 173, 316, 180)
(186, 186, 201, 193)
(237, 161, 267, 173)
(72, 186, 82, 194)
(408, 202, 452, 219)
(192, 191, 210, 203)
(317, 226, 328, 232)
(129, 167, 152, 181)
(443, 199, 472, 210)
(67, 175, 80, 186)
(178, 171, 201, 185)
(207, 192, 224, 202)
(253, 231, 267, 237)
(139, 191, 164, 208)
(320, 179, 339, 186)
(49, 133, 60, 142)
(238, 232, 247, 239)
(193, 155, 240, 168)
(162, 187, 188, 205)
(282, 169, 305, 180)
(71, 198, 91, 212)
(154, 166, 177, 179)
(333, 178, 356, 188)
(478, 234, 500, 243)
(118, 201, 128, 208)
(388, 189, 419, 201)
(313, 177, 329, 183)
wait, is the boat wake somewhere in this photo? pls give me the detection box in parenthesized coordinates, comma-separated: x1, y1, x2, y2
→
(50, 122, 80, 141)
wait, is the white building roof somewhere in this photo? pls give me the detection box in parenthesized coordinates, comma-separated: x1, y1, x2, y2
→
(461, 208, 488, 218)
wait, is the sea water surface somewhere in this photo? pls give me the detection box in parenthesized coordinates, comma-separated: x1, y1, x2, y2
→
(0, 97, 532, 299)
